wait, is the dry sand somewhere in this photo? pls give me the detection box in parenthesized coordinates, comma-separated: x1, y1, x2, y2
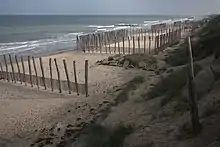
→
(0, 51, 141, 146)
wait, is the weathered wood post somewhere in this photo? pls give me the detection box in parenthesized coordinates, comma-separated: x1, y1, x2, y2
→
(73, 61, 79, 95)
(54, 58, 62, 93)
(149, 36, 151, 54)
(15, 55, 21, 83)
(63, 59, 71, 94)
(3, 55, 9, 82)
(187, 36, 202, 133)
(76, 36, 79, 52)
(143, 36, 146, 53)
(39, 57, 46, 90)
(21, 56, 26, 85)
(122, 37, 125, 54)
(32, 56, 39, 89)
(128, 36, 131, 54)
(49, 58, 53, 91)
(138, 36, 140, 53)
(9, 54, 16, 83)
(132, 36, 135, 54)
(0, 63, 4, 80)
(85, 60, 89, 97)
(28, 56, 33, 87)
(114, 37, 117, 53)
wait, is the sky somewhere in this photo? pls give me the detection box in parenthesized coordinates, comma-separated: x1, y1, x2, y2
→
(0, 0, 219, 15)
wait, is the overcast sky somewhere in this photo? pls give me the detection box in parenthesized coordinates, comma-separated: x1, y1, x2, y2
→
(0, 0, 219, 15)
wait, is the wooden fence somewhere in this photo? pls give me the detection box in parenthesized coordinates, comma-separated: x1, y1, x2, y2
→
(76, 21, 191, 55)
(0, 55, 89, 97)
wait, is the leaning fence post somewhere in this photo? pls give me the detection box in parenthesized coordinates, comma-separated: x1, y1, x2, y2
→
(32, 56, 39, 89)
(4, 55, 9, 82)
(28, 56, 33, 87)
(21, 56, 26, 85)
(0, 63, 4, 80)
(85, 60, 89, 97)
(73, 61, 79, 95)
(63, 59, 71, 94)
(54, 58, 62, 93)
(187, 36, 202, 133)
(39, 57, 46, 90)
(49, 58, 53, 91)
(9, 54, 16, 83)
(15, 55, 21, 83)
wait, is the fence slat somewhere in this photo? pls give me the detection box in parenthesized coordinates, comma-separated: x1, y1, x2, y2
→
(49, 58, 53, 91)
(32, 56, 39, 89)
(149, 36, 151, 54)
(0, 63, 4, 80)
(132, 36, 135, 54)
(73, 61, 79, 95)
(21, 56, 26, 85)
(15, 55, 21, 83)
(144, 36, 146, 53)
(39, 57, 46, 90)
(63, 59, 71, 94)
(54, 58, 62, 93)
(128, 36, 131, 54)
(9, 54, 16, 83)
(28, 56, 33, 87)
(138, 36, 140, 53)
(4, 55, 9, 82)
(85, 60, 89, 97)
(122, 37, 125, 54)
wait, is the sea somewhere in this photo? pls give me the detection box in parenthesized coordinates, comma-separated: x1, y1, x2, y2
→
(0, 15, 191, 56)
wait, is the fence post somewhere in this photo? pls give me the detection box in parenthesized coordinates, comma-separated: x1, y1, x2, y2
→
(28, 56, 33, 87)
(63, 59, 71, 94)
(49, 58, 53, 91)
(39, 57, 46, 90)
(114, 37, 117, 53)
(9, 54, 16, 83)
(21, 56, 26, 85)
(187, 36, 202, 133)
(32, 56, 39, 89)
(144, 36, 146, 53)
(54, 58, 62, 93)
(76, 36, 79, 52)
(149, 36, 151, 54)
(15, 55, 21, 83)
(73, 61, 79, 95)
(122, 37, 125, 54)
(138, 36, 140, 53)
(132, 36, 135, 54)
(0, 63, 4, 80)
(3, 55, 9, 82)
(118, 38, 120, 54)
(85, 60, 89, 97)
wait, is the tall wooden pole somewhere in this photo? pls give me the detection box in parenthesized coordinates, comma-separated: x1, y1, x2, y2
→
(187, 37, 202, 133)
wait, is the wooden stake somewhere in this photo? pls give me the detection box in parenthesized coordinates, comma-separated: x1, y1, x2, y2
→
(138, 36, 140, 53)
(73, 61, 79, 95)
(54, 58, 62, 93)
(32, 56, 39, 89)
(132, 36, 135, 54)
(122, 37, 125, 54)
(118, 39, 120, 54)
(63, 59, 71, 94)
(21, 56, 26, 85)
(144, 36, 146, 53)
(39, 57, 46, 90)
(15, 55, 21, 83)
(187, 36, 202, 133)
(9, 54, 16, 83)
(149, 36, 151, 54)
(128, 36, 131, 54)
(49, 58, 53, 91)
(28, 56, 33, 87)
(114, 37, 117, 53)
(85, 60, 89, 97)
(0, 63, 4, 80)
(3, 55, 9, 82)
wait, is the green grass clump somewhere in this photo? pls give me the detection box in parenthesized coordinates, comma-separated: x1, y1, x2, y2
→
(83, 124, 133, 147)
(146, 64, 202, 106)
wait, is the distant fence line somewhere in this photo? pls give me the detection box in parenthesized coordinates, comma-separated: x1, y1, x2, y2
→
(0, 55, 89, 97)
(76, 20, 192, 54)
